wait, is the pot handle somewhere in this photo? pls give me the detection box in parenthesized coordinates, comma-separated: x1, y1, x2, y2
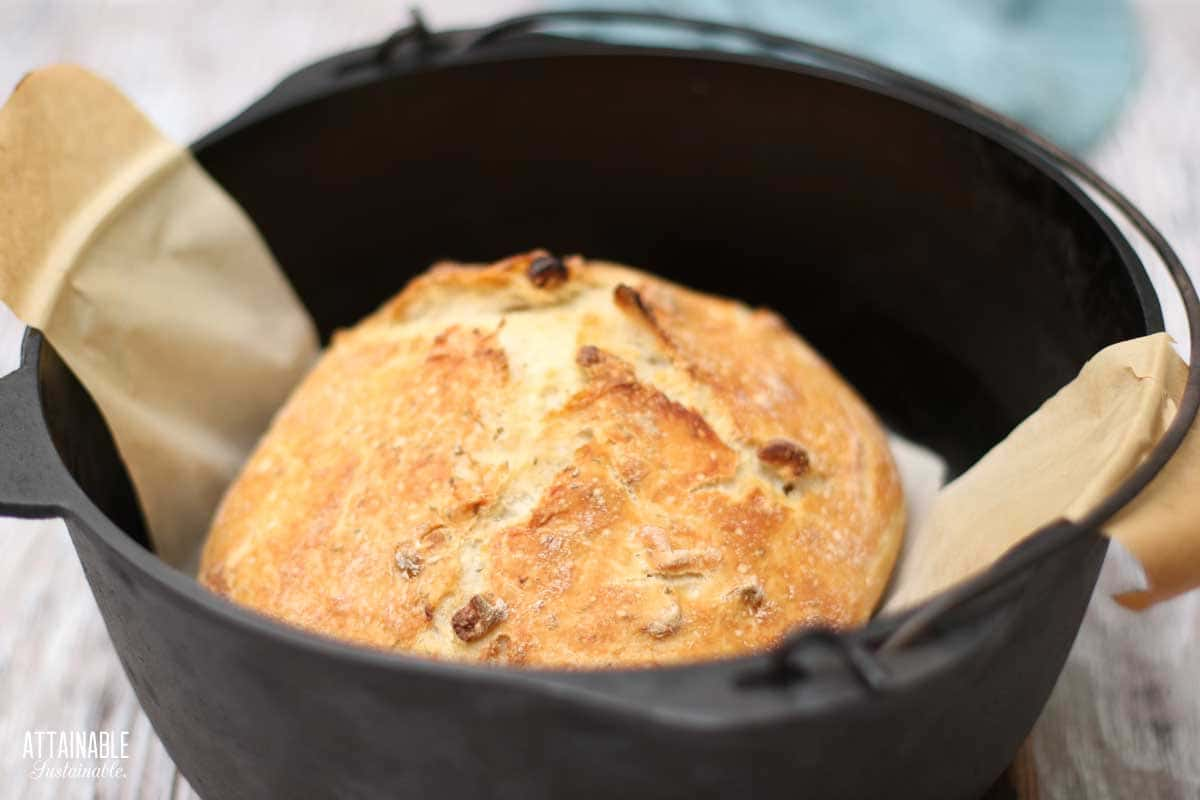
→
(0, 328, 77, 520)
(737, 627, 892, 691)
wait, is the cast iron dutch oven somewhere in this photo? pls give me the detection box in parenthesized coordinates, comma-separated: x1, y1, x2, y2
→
(2, 12, 1198, 800)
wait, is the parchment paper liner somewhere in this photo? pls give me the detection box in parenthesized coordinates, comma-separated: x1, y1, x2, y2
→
(2, 66, 1197, 611)
(0, 66, 318, 568)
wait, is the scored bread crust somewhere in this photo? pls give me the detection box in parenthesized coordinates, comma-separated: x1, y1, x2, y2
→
(200, 251, 904, 668)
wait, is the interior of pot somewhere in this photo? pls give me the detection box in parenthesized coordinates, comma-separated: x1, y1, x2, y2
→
(38, 44, 1159, 581)
(199, 48, 1158, 469)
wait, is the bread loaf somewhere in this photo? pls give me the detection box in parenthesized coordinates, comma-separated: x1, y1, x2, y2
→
(200, 251, 904, 668)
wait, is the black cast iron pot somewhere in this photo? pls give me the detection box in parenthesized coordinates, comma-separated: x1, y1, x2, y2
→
(2, 12, 1197, 800)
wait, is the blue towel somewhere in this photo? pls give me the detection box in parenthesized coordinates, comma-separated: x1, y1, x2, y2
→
(545, 0, 1140, 151)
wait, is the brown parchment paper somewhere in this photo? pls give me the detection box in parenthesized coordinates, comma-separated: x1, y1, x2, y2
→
(885, 333, 1200, 612)
(0, 66, 318, 568)
(0, 66, 1198, 611)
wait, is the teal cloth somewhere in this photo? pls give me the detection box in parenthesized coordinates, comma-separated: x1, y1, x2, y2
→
(545, 0, 1140, 151)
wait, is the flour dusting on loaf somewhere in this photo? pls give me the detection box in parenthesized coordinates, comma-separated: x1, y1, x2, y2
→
(200, 251, 904, 668)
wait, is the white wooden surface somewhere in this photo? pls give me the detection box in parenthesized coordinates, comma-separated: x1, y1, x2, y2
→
(1, 1, 1198, 798)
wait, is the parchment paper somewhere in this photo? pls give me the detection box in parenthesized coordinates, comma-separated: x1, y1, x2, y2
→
(0, 66, 318, 568)
(1, 65, 1197, 611)
(886, 333, 1200, 611)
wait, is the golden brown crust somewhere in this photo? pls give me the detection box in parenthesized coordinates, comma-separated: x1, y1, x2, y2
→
(200, 251, 904, 668)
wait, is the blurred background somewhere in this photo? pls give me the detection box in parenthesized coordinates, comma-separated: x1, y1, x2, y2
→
(1, 1, 1198, 798)
(0, 0, 1153, 151)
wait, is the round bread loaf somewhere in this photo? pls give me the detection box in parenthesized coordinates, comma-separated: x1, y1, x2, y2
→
(200, 251, 904, 668)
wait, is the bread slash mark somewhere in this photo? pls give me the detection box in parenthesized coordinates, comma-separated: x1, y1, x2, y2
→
(613, 284, 675, 349)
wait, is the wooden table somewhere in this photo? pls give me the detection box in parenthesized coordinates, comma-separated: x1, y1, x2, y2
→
(2, 1, 1198, 797)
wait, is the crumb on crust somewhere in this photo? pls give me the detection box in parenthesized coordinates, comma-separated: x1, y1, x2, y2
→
(452, 593, 508, 642)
